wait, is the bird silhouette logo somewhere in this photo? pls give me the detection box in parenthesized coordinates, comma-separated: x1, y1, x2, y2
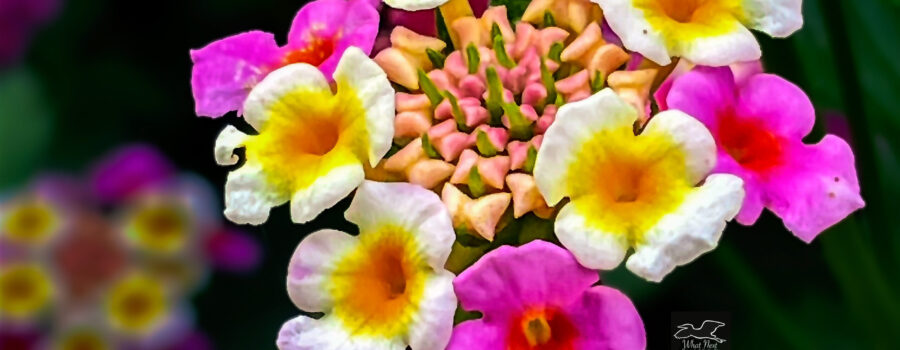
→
(673, 320, 727, 343)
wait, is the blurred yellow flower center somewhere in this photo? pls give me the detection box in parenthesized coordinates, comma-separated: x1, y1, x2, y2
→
(566, 127, 691, 245)
(131, 203, 188, 254)
(106, 275, 167, 334)
(0, 264, 52, 319)
(245, 84, 367, 194)
(3, 201, 58, 245)
(636, 0, 744, 46)
(57, 331, 109, 350)
(330, 227, 427, 337)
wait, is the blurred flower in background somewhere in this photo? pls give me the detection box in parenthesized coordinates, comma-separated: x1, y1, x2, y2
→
(0, 0, 59, 67)
(0, 144, 260, 349)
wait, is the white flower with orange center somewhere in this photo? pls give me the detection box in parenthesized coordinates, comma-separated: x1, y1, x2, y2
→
(215, 47, 394, 225)
(0, 263, 53, 320)
(277, 181, 456, 350)
(534, 89, 745, 282)
(595, 0, 802, 65)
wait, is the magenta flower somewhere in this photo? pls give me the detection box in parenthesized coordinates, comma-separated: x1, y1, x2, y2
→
(448, 240, 646, 350)
(89, 144, 175, 203)
(664, 66, 865, 242)
(0, 0, 58, 67)
(189, 0, 379, 118)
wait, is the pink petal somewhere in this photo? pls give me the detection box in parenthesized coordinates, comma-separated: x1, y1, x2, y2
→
(285, 0, 379, 77)
(664, 66, 736, 126)
(736, 73, 816, 140)
(763, 135, 865, 242)
(447, 320, 505, 350)
(89, 144, 175, 203)
(189, 31, 282, 118)
(566, 286, 646, 350)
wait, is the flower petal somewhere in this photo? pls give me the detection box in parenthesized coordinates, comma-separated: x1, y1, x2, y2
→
(641, 109, 717, 185)
(286, 229, 359, 312)
(407, 271, 457, 350)
(345, 181, 455, 271)
(223, 164, 287, 225)
(446, 319, 504, 350)
(214, 125, 248, 166)
(277, 315, 405, 350)
(384, 0, 450, 11)
(453, 240, 599, 317)
(741, 0, 803, 37)
(675, 24, 760, 66)
(242, 63, 332, 131)
(664, 66, 737, 126)
(289, 164, 365, 224)
(626, 174, 744, 282)
(286, 0, 380, 77)
(332, 47, 396, 167)
(555, 202, 629, 270)
(534, 89, 636, 205)
(764, 135, 865, 242)
(566, 286, 646, 350)
(190, 31, 283, 118)
(594, 0, 670, 64)
(735, 73, 815, 140)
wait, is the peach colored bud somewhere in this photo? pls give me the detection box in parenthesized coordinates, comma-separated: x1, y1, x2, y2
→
(459, 75, 486, 98)
(428, 69, 456, 92)
(391, 27, 447, 68)
(466, 192, 511, 241)
(384, 138, 427, 173)
(441, 183, 472, 228)
(429, 119, 458, 139)
(406, 159, 456, 189)
(396, 93, 431, 112)
(477, 156, 511, 189)
(395, 111, 432, 139)
(608, 69, 658, 122)
(463, 105, 490, 127)
(433, 132, 471, 162)
(374, 48, 419, 89)
(451, 149, 479, 184)
(506, 173, 551, 218)
(555, 70, 591, 102)
(471, 126, 510, 152)
(588, 44, 630, 77)
(513, 23, 537, 59)
(537, 28, 570, 56)
(445, 51, 469, 80)
(508, 141, 530, 170)
(561, 22, 603, 63)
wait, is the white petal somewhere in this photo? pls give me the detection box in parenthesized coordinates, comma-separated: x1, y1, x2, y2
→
(223, 164, 287, 225)
(290, 164, 365, 224)
(641, 109, 717, 184)
(214, 125, 248, 166)
(406, 271, 457, 350)
(554, 202, 629, 270)
(626, 174, 744, 282)
(286, 229, 359, 313)
(332, 47, 395, 167)
(594, 0, 671, 65)
(534, 88, 637, 205)
(277, 315, 405, 350)
(383, 0, 450, 11)
(676, 25, 761, 66)
(243, 63, 331, 131)
(742, 0, 803, 37)
(345, 181, 455, 271)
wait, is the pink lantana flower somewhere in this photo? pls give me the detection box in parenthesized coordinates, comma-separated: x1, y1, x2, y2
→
(664, 66, 865, 242)
(448, 240, 646, 350)
(189, 0, 379, 118)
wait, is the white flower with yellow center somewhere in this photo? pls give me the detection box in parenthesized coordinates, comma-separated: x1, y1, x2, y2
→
(215, 47, 394, 225)
(104, 273, 170, 336)
(277, 181, 456, 350)
(0, 263, 53, 320)
(123, 200, 191, 255)
(1, 198, 61, 247)
(595, 0, 803, 65)
(534, 89, 745, 282)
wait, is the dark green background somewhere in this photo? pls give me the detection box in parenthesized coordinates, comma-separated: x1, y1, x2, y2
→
(1, 0, 899, 348)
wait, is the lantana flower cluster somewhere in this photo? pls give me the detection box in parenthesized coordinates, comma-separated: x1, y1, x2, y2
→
(190, 0, 864, 348)
(0, 145, 260, 350)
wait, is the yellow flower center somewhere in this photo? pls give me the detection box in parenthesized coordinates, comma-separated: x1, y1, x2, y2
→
(0, 264, 52, 319)
(635, 0, 745, 47)
(329, 226, 427, 337)
(106, 275, 167, 334)
(245, 83, 368, 194)
(3, 201, 58, 245)
(566, 127, 691, 245)
(57, 331, 109, 350)
(130, 203, 189, 254)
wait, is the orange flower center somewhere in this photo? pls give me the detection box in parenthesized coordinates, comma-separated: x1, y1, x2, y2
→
(284, 37, 336, 67)
(508, 307, 578, 350)
(718, 111, 784, 172)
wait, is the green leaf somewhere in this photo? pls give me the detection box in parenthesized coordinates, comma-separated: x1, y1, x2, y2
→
(493, 35, 516, 69)
(543, 11, 556, 27)
(485, 67, 505, 124)
(466, 44, 481, 74)
(540, 58, 558, 107)
(523, 144, 538, 173)
(421, 133, 441, 159)
(417, 69, 444, 106)
(475, 129, 499, 156)
(502, 103, 534, 141)
(468, 167, 486, 197)
(444, 91, 471, 132)
(426, 48, 447, 69)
